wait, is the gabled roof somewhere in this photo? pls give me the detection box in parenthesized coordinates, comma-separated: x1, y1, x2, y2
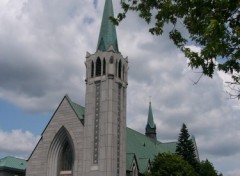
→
(0, 156, 26, 171)
(27, 95, 85, 161)
(97, 0, 119, 52)
(42, 95, 85, 135)
(65, 95, 85, 122)
(24, 96, 178, 174)
(58, 98, 178, 174)
(126, 153, 137, 171)
(126, 127, 177, 174)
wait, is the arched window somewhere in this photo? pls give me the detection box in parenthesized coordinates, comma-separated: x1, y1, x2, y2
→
(118, 60, 122, 79)
(103, 58, 106, 75)
(60, 141, 73, 173)
(132, 163, 138, 176)
(91, 61, 94, 78)
(96, 57, 101, 76)
(47, 127, 74, 176)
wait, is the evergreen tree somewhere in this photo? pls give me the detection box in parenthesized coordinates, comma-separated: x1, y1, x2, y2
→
(199, 159, 219, 176)
(145, 153, 195, 176)
(176, 123, 199, 172)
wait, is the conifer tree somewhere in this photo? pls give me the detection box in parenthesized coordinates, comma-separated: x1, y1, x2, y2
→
(176, 123, 199, 172)
(199, 159, 219, 176)
(145, 153, 195, 176)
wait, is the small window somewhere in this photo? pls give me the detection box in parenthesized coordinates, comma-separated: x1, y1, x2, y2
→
(118, 60, 122, 79)
(123, 66, 125, 81)
(91, 61, 94, 78)
(132, 163, 138, 176)
(103, 58, 106, 75)
(115, 60, 118, 76)
(110, 56, 114, 64)
(96, 57, 101, 76)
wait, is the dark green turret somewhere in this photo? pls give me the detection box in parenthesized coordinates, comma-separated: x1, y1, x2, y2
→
(145, 102, 157, 140)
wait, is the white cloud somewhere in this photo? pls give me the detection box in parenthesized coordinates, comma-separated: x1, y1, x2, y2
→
(0, 129, 40, 158)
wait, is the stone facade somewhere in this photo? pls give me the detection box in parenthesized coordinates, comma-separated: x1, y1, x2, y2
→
(26, 0, 128, 174)
(83, 49, 128, 176)
(26, 50, 128, 176)
(26, 98, 84, 176)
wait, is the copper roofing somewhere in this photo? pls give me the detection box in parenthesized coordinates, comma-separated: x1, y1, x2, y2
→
(146, 102, 156, 129)
(0, 156, 26, 171)
(97, 0, 119, 52)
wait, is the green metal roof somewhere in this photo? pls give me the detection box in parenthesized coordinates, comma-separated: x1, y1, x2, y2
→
(0, 156, 27, 171)
(146, 102, 155, 129)
(97, 0, 119, 52)
(126, 153, 135, 171)
(126, 127, 177, 174)
(65, 95, 85, 121)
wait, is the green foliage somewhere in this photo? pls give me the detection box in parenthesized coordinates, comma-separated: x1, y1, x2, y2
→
(115, 0, 240, 97)
(176, 123, 199, 172)
(199, 159, 219, 176)
(145, 153, 195, 176)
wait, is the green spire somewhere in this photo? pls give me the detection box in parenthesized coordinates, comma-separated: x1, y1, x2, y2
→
(147, 102, 155, 128)
(97, 0, 119, 52)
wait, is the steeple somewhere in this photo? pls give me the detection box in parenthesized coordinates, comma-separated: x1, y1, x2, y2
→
(83, 0, 127, 175)
(97, 0, 119, 52)
(145, 102, 157, 140)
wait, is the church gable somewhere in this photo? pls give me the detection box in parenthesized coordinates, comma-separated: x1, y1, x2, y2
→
(26, 95, 85, 176)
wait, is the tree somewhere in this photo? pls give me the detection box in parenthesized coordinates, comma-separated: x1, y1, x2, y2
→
(113, 0, 240, 97)
(199, 159, 219, 176)
(176, 123, 199, 172)
(145, 153, 195, 176)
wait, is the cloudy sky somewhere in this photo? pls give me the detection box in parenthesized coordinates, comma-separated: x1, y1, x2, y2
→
(0, 0, 239, 175)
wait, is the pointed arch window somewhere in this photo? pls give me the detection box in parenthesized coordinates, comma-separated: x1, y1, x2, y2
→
(96, 57, 101, 76)
(47, 127, 74, 176)
(103, 58, 106, 75)
(60, 141, 73, 173)
(91, 61, 94, 78)
(132, 163, 138, 176)
(118, 60, 122, 79)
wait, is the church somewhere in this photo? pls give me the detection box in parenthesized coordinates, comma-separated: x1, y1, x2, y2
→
(24, 0, 199, 176)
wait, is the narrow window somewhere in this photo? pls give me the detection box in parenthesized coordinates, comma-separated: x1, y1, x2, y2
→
(118, 60, 122, 79)
(59, 141, 73, 176)
(115, 60, 118, 76)
(103, 58, 106, 75)
(123, 66, 125, 81)
(132, 163, 138, 176)
(91, 61, 94, 78)
(96, 57, 101, 76)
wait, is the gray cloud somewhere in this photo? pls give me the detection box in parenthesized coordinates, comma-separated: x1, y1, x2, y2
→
(0, 0, 239, 175)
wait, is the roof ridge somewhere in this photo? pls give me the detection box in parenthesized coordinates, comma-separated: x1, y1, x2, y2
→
(65, 96, 85, 121)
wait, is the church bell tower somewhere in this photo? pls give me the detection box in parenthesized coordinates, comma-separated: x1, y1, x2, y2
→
(83, 0, 128, 175)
